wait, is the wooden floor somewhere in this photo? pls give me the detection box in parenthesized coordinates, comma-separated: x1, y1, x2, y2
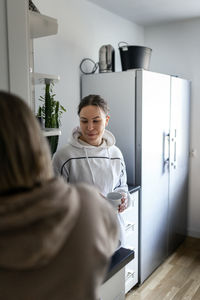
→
(126, 237, 200, 300)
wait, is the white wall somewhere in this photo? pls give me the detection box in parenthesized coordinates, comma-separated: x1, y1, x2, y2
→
(33, 0, 144, 148)
(144, 18, 200, 238)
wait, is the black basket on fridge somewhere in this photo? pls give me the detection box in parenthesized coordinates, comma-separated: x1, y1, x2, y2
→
(118, 42, 152, 71)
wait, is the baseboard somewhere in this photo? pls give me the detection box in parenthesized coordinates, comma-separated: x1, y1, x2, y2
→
(187, 230, 200, 238)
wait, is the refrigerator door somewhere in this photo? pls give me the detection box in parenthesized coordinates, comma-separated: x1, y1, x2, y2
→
(82, 71, 136, 186)
(168, 76, 190, 254)
(136, 70, 171, 283)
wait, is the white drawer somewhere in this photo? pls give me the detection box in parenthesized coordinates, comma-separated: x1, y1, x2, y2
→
(121, 210, 137, 226)
(125, 235, 137, 247)
(125, 254, 138, 293)
(124, 222, 135, 233)
(125, 266, 138, 293)
(125, 269, 135, 282)
(130, 191, 138, 209)
(124, 223, 138, 241)
(125, 236, 137, 246)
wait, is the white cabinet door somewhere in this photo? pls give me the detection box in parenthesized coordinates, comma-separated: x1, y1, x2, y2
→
(168, 77, 190, 254)
(136, 70, 170, 283)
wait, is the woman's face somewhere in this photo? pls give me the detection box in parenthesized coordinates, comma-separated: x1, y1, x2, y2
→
(79, 105, 109, 146)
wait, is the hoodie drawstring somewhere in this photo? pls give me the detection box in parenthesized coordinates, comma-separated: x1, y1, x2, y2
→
(107, 148, 114, 191)
(84, 148, 96, 185)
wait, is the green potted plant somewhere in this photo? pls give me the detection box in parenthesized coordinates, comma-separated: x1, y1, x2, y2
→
(37, 80, 66, 155)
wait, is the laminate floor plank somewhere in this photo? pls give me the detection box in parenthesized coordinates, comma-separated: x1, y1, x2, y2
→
(126, 237, 200, 300)
(192, 285, 200, 300)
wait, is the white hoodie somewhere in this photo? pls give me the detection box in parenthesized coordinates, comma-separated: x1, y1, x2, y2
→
(53, 127, 130, 247)
(53, 127, 129, 197)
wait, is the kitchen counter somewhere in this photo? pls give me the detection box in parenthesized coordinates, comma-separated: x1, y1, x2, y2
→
(128, 185, 141, 193)
(104, 247, 135, 282)
(100, 247, 134, 300)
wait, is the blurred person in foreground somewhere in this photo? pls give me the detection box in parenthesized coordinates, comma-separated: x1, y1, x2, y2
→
(0, 91, 118, 300)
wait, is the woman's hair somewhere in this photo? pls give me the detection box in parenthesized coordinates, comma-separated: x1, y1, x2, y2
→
(78, 94, 109, 115)
(0, 91, 53, 193)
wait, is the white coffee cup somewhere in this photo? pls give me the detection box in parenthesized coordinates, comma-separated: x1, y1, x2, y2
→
(107, 192, 122, 209)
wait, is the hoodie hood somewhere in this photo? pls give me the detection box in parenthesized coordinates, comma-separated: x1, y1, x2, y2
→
(0, 178, 80, 270)
(69, 127, 116, 148)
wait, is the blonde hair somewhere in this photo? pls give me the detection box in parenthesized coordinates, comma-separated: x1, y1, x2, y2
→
(0, 91, 53, 193)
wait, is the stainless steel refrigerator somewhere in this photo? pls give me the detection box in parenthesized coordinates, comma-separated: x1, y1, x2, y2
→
(81, 70, 190, 284)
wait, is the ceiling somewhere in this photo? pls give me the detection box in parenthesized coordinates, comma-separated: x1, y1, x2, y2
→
(87, 0, 200, 26)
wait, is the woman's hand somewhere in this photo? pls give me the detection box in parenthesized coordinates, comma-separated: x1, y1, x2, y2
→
(118, 192, 128, 213)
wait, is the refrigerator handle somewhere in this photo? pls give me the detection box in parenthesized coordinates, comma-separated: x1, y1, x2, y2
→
(163, 132, 170, 171)
(172, 129, 177, 169)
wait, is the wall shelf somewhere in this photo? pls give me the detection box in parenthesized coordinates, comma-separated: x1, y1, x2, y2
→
(33, 72, 60, 85)
(29, 11, 58, 39)
(43, 128, 61, 137)
(29, 9, 61, 141)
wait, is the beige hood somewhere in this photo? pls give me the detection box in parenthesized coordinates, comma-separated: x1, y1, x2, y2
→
(0, 178, 80, 270)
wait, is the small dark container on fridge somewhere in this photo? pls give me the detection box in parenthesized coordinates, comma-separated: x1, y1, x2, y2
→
(118, 42, 152, 71)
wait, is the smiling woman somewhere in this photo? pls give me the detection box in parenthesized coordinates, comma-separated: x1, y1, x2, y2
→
(53, 94, 127, 198)
(53, 94, 131, 248)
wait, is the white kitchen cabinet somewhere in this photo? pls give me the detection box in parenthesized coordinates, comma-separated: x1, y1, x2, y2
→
(121, 189, 139, 293)
(99, 247, 134, 300)
(99, 268, 125, 300)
